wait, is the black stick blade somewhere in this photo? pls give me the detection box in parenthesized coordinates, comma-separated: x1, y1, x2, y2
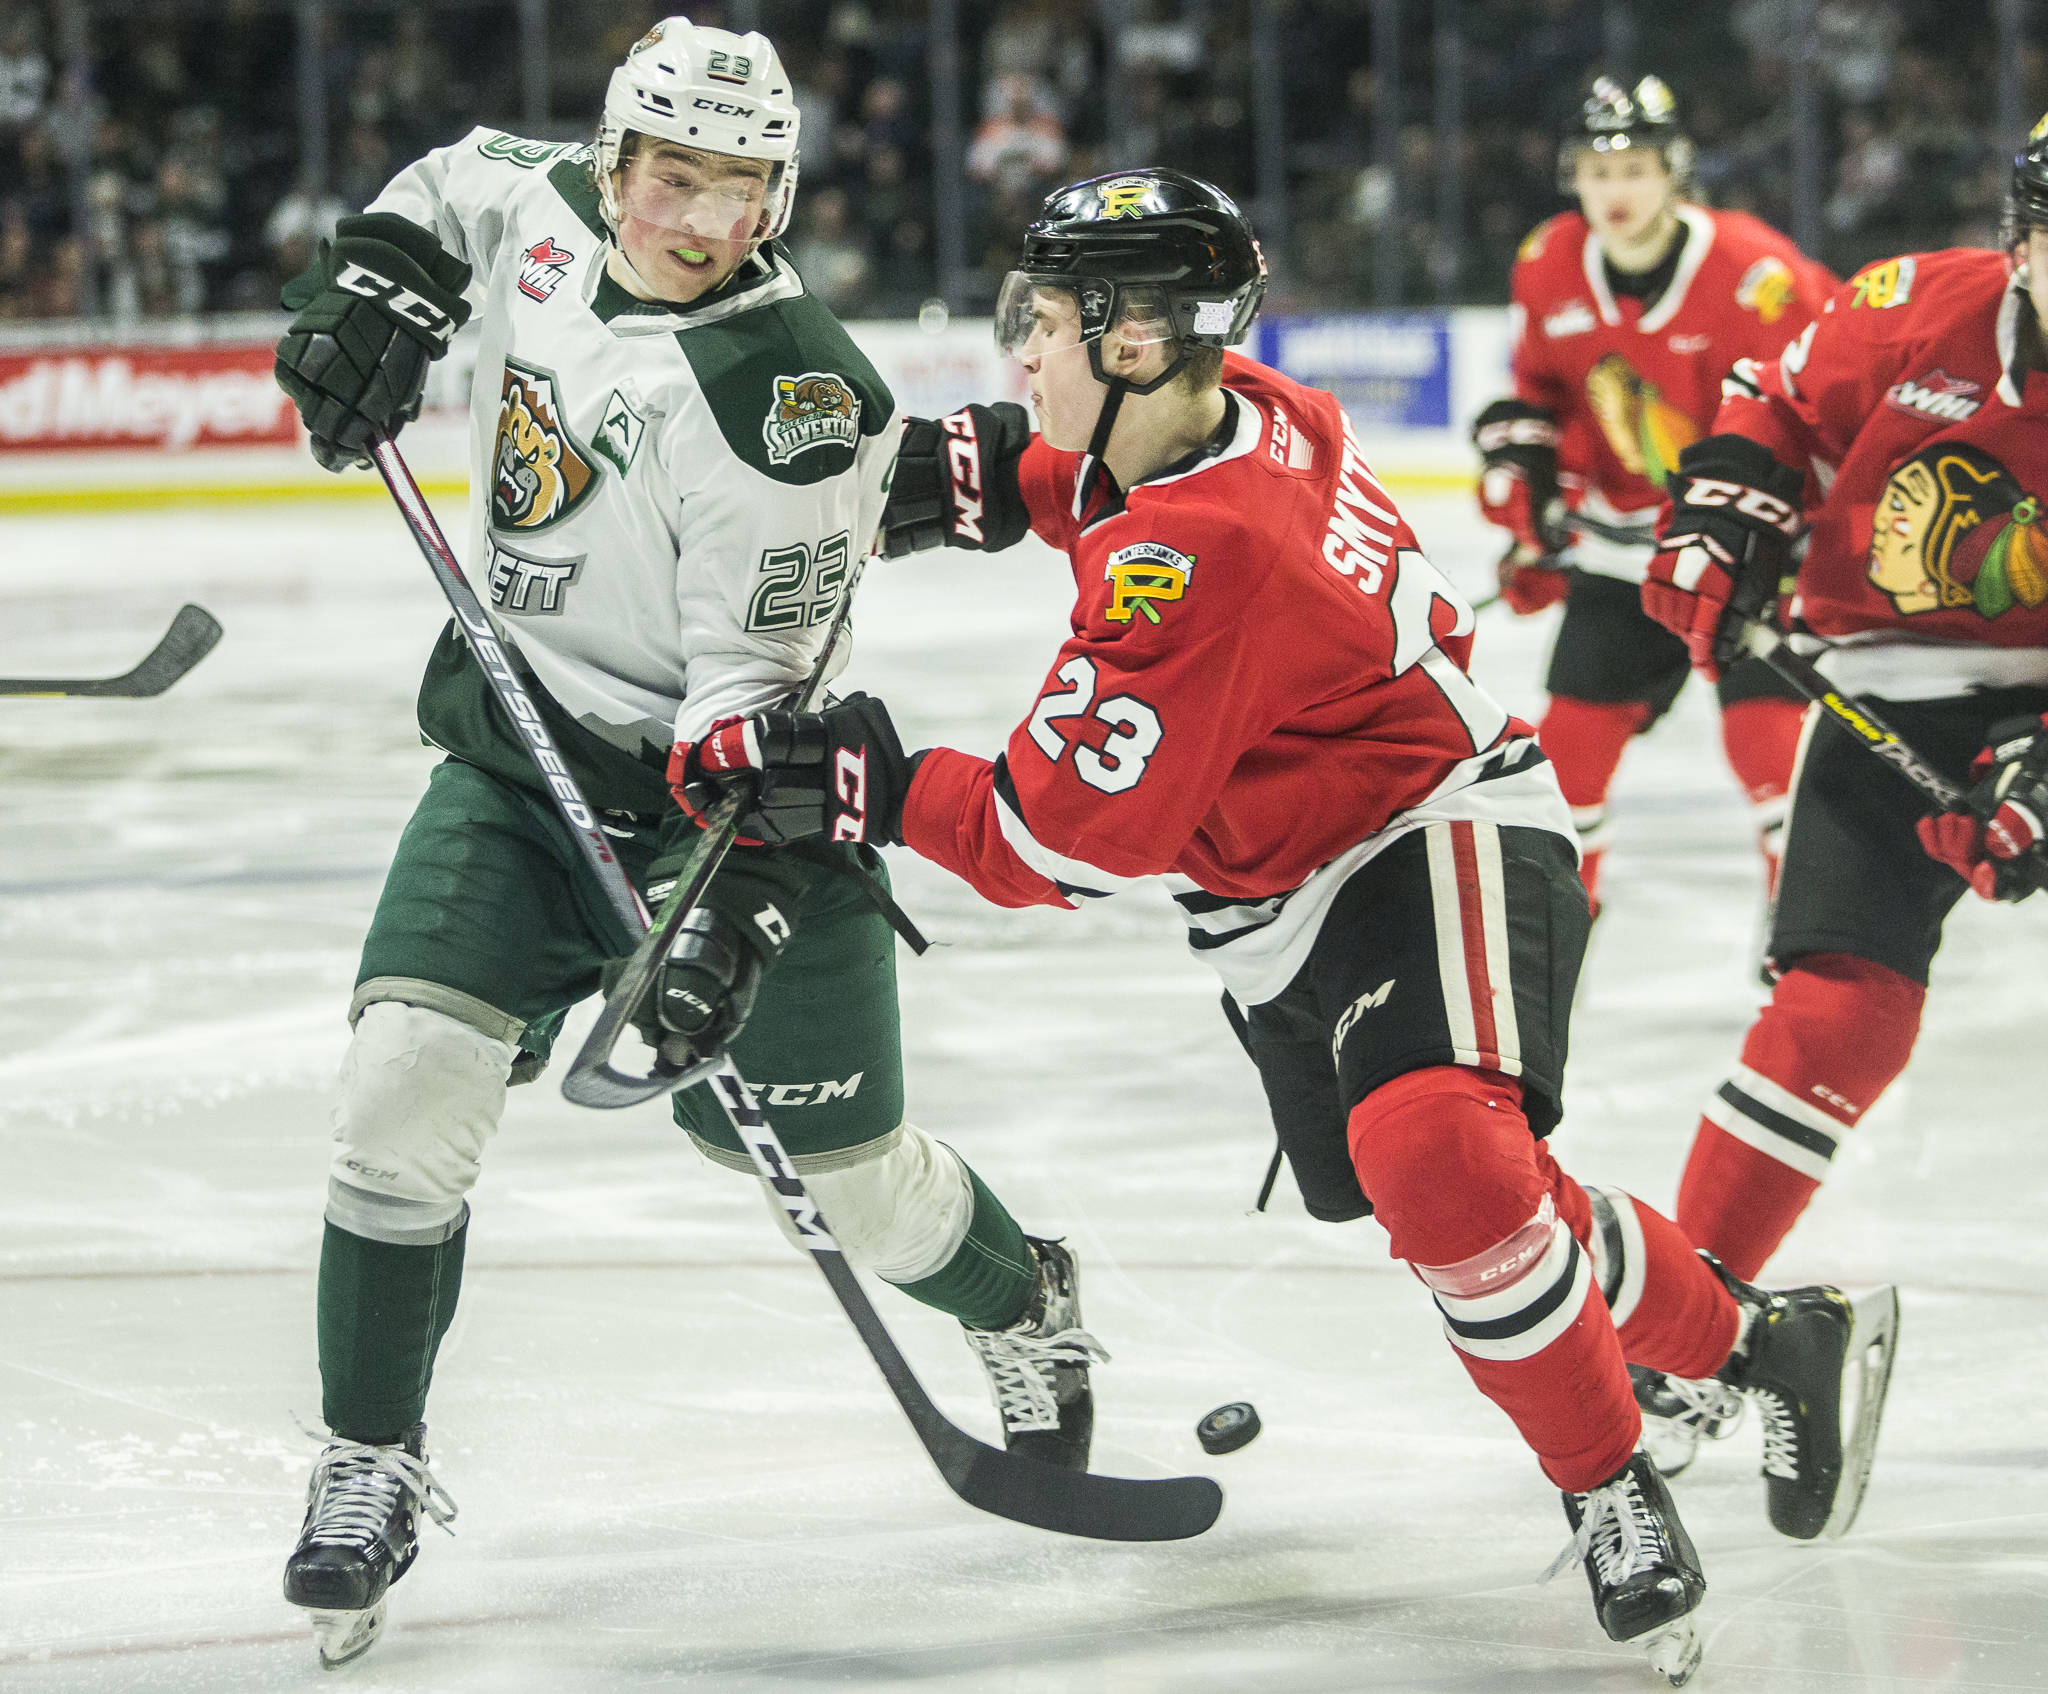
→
(0, 604, 223, 697)
(937, 1429, 1223, 1542)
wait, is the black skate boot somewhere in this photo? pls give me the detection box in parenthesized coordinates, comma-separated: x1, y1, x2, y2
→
(282, 1423, 456, 1668)
(1548, 1452, 1706, 1686)
(1629, 1363, 1745, 1479)
(962, 1236, 1108, 1471)
(1712, 1267, 1899, 1540)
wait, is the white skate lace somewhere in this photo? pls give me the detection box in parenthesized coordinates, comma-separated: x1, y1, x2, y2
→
(1750, 1387, 1801, 1479)
(1542, 1472, 1667, 1587)
(965, 1323, 1109, 1434)
(305, 1438, 459, 1550)
(1658, 1374, 1746, 1439)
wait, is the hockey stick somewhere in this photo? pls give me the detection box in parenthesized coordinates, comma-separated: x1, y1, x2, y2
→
(1739, 620, 2048, 894)
(368, 428, 1222, 1543)
(0, 604, 222, 697)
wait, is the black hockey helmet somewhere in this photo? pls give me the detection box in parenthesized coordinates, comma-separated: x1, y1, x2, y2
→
(994, 168, 1267, 390)
(1557, 75, 1692, 191)
(2006, 111, 2048, 247)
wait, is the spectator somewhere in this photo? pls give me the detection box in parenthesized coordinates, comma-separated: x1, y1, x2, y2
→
(790, 183, 871, 314)
(968, 73, 1065, 199)
(265, 171, 346, 286)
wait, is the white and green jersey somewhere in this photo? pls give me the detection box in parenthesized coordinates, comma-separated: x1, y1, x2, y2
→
(370, 127, 898, 757)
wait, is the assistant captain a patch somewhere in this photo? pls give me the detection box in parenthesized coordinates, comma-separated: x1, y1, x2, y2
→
(494, 361, 601, 532)
(763, 371, 861, 466)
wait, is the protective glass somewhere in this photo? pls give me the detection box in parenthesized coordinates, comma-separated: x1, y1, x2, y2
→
(993, 271, 1172, 360)
(619, 158, 771, 245)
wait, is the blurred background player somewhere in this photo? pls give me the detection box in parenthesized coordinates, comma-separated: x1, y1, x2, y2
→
(269, 17, 1105, 1668)
(1474, 76, 1834, 913)
(692, 169, 1897, 1684)
(1635, 116, 2048, 1463)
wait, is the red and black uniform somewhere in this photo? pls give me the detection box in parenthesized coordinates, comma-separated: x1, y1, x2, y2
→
(1671, 247, 2048, 1277)
(901, 352, 1742, 1492)
(1501, 204, 1834, 900)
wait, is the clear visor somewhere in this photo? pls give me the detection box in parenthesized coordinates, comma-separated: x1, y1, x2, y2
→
(993, 271, 1174, 361)
(618, 159, 772, 246)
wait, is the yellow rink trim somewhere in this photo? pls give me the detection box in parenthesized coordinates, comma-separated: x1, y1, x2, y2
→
(0, 466, 1475, 514)
(0, 477, 472, 513)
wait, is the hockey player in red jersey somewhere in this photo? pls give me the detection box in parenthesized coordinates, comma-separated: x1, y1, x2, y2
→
(681, 170, 1896, 1683)
(1475, 76, 1833, 908)
(1640, 121, 2048, 1405)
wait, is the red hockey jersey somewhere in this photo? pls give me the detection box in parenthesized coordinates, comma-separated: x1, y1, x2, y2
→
(1715, 247, 2048, 698)
(1511, 205, 1834, 576)
(899, 353, 1571, 1004)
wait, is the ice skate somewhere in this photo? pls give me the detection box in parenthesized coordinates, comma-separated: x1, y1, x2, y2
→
(282, 1423, 456, 1668)
(1629, 1363, 1744, 1478)
(1547, 1452, 1706, 1686)
(962, 1236, 1108, 1471)
(1714, 1268, 1900, 1539)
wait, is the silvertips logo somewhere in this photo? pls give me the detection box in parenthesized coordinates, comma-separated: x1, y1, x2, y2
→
(763, 371, 861, 466)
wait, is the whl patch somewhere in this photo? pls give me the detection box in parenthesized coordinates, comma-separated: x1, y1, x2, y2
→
(517, 237, 575, 302)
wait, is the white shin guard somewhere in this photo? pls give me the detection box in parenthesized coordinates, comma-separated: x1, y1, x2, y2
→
(756, 1123, 975, 1284)
(327, 1001, 517, 1245)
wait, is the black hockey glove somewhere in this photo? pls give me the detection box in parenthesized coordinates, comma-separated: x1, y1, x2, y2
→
(1643, 433, 1805, 679)
(275, 212, 473, 472)
(1472, 397, 1569, 557)
(879, 402, 1033, 557)
(1917, 713, 2048, 902)
(693, 692, 919, 847)
(605, 898, 794, 1062)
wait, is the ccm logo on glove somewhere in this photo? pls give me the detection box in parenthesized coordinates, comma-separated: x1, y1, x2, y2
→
(1674, 476, 1801, 535)
(943, 412, 986, 545)
(334, 261, 461, 346)
(833, 746, 868, 840)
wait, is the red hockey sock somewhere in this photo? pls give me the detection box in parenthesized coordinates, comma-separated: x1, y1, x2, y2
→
(1575, 1174, 1742, 1379)
(1349, 1065, 1639, 1492)
(1538, 696, 1652, 906)
(1677, 953, 1924, 1280)
(1720, 696, 1807, 895)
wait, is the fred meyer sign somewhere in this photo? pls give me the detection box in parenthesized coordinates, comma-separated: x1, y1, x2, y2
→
(0, 344, 295, 451)
(1258, 313, 1452, 429)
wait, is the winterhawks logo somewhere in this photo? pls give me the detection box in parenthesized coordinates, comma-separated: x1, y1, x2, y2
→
(517, 237, 575, 302)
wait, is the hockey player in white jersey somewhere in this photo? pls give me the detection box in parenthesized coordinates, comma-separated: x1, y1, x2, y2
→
(272, 18, 1104, 1667)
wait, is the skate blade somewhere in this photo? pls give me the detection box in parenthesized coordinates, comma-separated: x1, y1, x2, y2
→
(308, 1600, 386, 1670)
(1638, 1616, 1703, 1686)
(1822, 1286, 1900, 1540)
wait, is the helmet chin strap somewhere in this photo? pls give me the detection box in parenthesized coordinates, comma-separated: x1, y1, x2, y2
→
(1078, 336, 1188, 508)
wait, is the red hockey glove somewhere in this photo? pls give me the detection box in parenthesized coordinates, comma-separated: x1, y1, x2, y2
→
(1496, 542, 1571, 615)
(693, 692, 919, 847)
(1472, 398, 1569, 557)
(667, 721, 767, 847)
(1642, 434, 1805, 681)
(1914, 713, 2048, 901)
(878, 403, 1033, 558)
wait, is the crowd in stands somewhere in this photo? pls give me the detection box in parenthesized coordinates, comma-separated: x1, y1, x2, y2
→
(0, 0, 2035, 324)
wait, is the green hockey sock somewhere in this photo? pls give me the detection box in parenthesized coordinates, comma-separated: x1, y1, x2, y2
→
(891, 1164, 1034, 1330)
(317, 1216, 467, 1443)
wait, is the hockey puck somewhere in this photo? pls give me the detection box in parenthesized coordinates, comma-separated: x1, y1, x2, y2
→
(1196, 1401, 1261, 1455)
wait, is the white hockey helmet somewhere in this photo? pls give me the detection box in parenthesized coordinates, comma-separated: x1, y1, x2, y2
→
(596, 17, 802, 243)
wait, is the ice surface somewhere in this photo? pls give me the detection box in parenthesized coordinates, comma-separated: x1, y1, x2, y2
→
(3, 491, 2046, 1691)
